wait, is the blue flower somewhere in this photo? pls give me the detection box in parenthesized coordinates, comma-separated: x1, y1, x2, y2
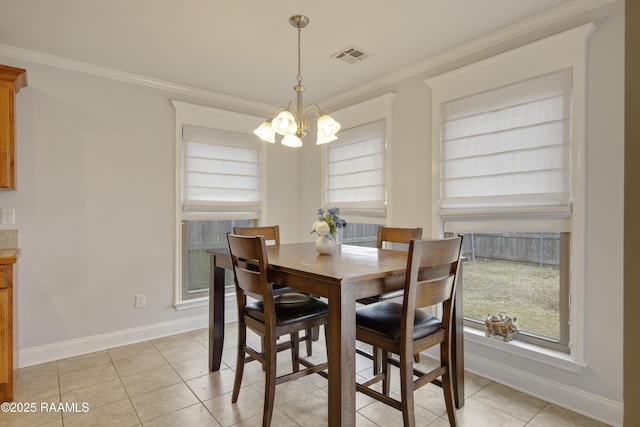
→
(311, 207, 347, 237)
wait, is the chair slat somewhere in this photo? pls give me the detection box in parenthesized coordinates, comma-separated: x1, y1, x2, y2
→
(414, 275, 455, 309)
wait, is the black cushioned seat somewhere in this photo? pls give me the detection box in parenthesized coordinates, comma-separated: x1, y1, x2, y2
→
(355, 301, 442, 341)
(246, 295, 328, 326)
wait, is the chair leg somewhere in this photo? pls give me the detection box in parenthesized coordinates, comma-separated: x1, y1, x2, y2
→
(382, 351, 391, 395)
(373, 347, 383, 375)
(263, 336, 278, 427)
(306, 326, 319, 356)
(323, 324, 330, 355)
(232, 322, 247, 403)
(442, 368, 458, 427)
(260, 335, 266, 371)
(399, 352, 416, 427)
(441, 341, 458, 427)
(291, 332, 300, 372)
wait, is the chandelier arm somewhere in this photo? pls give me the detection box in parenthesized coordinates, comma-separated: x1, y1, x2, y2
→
(304, 103, 323, 119)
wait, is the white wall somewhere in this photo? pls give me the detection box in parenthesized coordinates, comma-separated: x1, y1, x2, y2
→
(0, 55, 298, 361)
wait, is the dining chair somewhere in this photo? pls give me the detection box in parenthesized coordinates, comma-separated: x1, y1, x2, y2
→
(354, 236, 463, 427)
(233, 225, 280, 246)
(357, 226, 423, 305)
(357, 226, 424, 366)
(233, 225, 318, 356)
(227, 233, 329, 427)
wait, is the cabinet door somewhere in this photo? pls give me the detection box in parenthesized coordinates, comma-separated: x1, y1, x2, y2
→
(0, 287, 7, 384)
(0, 65, 27, 190)
(0, 83, 14, 189)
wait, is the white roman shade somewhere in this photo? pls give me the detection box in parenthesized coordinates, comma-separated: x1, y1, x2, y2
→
(182, 125, 261, 219)
(326, 119, 386, 216)
(439, 67, 573, 231)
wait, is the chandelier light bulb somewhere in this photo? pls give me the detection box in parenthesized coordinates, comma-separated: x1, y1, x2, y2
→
(253, 121, 276, 143)
(281, 134, 303, 147)
(317, 114, 341, 135)
(272, 110, 297, 136)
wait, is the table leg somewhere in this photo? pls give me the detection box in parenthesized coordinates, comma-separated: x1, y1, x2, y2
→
(327, 284, 356, 427)
(209, 261, 226, 372)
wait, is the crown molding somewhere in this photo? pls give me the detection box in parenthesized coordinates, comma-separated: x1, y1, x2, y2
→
(0, 43, 276, 113)
(320, 0, 618, 109)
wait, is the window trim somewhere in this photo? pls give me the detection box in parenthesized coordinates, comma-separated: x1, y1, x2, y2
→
(172, 101, 267, 309)
(321, 93, 395, 224)
(425, 24, 593, 362)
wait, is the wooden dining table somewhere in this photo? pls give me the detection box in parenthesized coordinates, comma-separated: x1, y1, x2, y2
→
(208, 242, 464, 426)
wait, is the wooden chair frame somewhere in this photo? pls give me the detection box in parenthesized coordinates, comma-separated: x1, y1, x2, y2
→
(377, 226, 424, 250)
(357, 226, 424, 366)
(355, 237, 463, 427)
(233, 225, 280, 246)
(228, 233, 329, 426)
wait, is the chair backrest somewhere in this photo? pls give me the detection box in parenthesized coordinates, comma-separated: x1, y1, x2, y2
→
(233, 225, 280, 246)
(376, 226, 423, 250)
(402, 237, 463, 336)
(227, 233, 276, 320)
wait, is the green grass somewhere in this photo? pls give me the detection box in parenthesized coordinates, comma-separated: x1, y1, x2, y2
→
(462, 258, 560, 339)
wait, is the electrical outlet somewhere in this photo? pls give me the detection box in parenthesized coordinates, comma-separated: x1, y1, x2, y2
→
(1, 209, 15, 225)
(135, 294, 146, 308)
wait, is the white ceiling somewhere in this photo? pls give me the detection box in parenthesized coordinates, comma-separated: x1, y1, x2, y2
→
(0, 0, 615, 108)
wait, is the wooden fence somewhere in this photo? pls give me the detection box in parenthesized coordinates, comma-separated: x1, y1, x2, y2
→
(461, 232, 561, 266)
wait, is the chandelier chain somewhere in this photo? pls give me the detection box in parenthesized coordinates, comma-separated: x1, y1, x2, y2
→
(297, 26, 303, 85)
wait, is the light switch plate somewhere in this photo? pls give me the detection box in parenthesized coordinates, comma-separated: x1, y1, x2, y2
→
(135, 294, 146, 308)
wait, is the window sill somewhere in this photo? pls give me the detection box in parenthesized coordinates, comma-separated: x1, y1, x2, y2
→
(174, 296, 208, 311)
(464, 327, 587, 373)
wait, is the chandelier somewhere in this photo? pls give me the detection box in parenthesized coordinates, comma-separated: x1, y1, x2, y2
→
(253, 15, 340, 147)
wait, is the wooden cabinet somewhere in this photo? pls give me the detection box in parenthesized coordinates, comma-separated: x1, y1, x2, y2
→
(0, 65, 27, 190)
(0, 259, 15, 402)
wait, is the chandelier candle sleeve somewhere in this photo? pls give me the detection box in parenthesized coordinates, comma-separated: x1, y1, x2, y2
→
(253, 15, 340, 147)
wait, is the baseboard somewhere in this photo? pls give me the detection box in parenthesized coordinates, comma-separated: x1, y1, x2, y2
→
(464, 352, 623, 427)
(19, 314, 209, 368)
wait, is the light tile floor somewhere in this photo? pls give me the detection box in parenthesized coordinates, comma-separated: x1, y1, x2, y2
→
(3, 323, 611, 426)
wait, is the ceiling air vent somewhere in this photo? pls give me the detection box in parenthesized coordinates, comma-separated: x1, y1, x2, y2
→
(331, 46, 372, 64)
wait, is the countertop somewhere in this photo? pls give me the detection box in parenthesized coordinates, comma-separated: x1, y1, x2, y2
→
(0, 230, 18, 262)
(0, 248, 18, 262)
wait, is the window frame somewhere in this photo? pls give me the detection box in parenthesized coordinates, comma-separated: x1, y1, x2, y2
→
(172, 101, 267, 309)
(425, 24, 593, 361)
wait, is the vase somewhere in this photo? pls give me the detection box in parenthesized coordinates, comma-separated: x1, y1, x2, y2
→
(315, 234, 337, 255)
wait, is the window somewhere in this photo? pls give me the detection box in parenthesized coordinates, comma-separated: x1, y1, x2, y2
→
(439, 69, 572, 352)
(323, 93, 394, 239)
(326, 119, 386, 217)
(426, 24, 591, 358)
(173, 101, 265, 308)
(341, 222, 381, 247)
(182, 125, 261, 215)
(439, 68, 572, 221)
(457, 232, 570, 352)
